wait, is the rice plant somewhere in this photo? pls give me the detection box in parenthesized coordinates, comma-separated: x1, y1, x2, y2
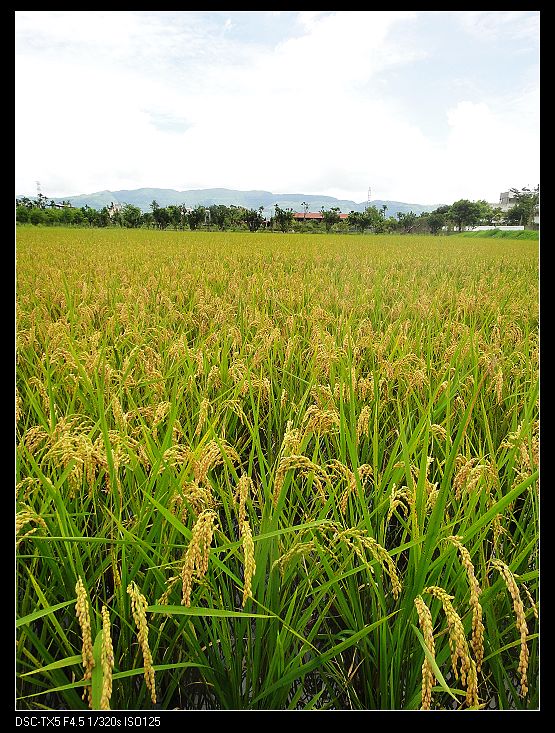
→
(16, 227, 539, 710)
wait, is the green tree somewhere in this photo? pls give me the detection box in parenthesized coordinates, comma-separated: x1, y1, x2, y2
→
(150, 200, 170, 229)
(449, 199, 482, 232)
(505, 185, 539, 227)
(396, 211, 418, 233)
(156, 207, 170, 229)
(166, 205, 185, 230)
(273, 204, 294, 233)
(209, 204, 230, 230)
(16, 205, 30, 223)
(97, 207, 111, 227)
(347, 210, 369, 233)
(370, 206, 388, 233)
(227, 205, 247, 229)
(141, 211, 154, 228)
(382, 216, 398, 233)
(187, 206, 207, 231)
(121, 204, 143, 228)
(34, 192, 48, 210)
(29, 207, 47, 225)
(426, 209, 446, 235)
(473, 200, 498, 226)
(242, 206, 265, 232)
(82, 206, 98, 227)
(320, 206, 341, 233)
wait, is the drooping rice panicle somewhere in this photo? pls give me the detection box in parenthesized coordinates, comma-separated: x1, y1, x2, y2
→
(127, 582, 156, 704)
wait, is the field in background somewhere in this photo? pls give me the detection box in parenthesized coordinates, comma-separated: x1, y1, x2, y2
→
(454, 229, 538, 240)
(16, 228, 539, 710)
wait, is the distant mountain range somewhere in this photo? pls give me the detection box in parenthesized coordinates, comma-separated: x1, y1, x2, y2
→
(22, 187, 444, 219)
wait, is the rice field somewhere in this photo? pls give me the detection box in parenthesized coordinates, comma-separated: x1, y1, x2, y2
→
(16, 227, 539, 710)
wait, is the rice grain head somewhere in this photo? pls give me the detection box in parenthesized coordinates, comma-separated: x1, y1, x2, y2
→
(234, 474, 253, 535)
(273, 540, 321, 575)
(386, 484, 414, 525)
(446, 535, 484, 672)
(495, 368, 503, 404)
(302, 403, 340, 436)
(327, 461, 372, 514)
(490, 559, 530, 697)
(156, 575, 180, 606)
(337, 528, 402, 600)
(241, 520, 256, 607)
(356, 405, 372, 442)
(180, 509, 217, 606)
(273, 454, 328, 507)
(16, 508, 47, 548)
(100, 605, 114, 710)
(126, 582, 156, 704)
(192, 439, 240, 484)
(280, 421, 302, 457)
(423, 585, 477, 706)
(75, 577, 94, 708)
(414, 594, 436, 710)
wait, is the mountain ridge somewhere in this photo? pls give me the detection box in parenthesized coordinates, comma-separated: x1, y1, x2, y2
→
(20, 187, 444, 218)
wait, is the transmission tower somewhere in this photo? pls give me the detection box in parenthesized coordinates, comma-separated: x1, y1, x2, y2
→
(366, 186, 371, 211)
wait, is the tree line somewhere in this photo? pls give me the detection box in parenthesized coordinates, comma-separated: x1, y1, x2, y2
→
(16, 186, 538, 233)
(15, 196, 268, 232)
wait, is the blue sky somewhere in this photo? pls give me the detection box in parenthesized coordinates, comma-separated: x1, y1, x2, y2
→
(15, 10, 539, 205)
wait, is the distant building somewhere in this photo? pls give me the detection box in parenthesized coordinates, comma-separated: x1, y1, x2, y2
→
(488, 191, 539, 226)
(292, 211, 350, 222)
(107, 202, 122, 218)
(498, 191, 519, 212)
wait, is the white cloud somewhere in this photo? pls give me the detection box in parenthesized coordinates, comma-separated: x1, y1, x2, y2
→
(15, 10, 539, 204)
(457, 10, 540, 42)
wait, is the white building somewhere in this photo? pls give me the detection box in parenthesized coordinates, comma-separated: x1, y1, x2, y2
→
(488, 190, 539, 226)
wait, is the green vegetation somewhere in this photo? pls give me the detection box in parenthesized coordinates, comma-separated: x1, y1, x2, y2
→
(456, 230, 539, 240)
(16, 228, 538, 710)
(16, 186, 539, 235)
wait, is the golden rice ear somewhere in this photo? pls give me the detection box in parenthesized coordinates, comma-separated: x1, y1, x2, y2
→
(100, 605, 114, 710)
(446, 536, 484, 673)
(335, 528, 402, 601)
(273, 454, 328, 508)
(234, 474, 254, 535)
(241, 520, 256, 607)
(490, 560, 530, 697)
(356, 405, 372, 441)
(126, 582, 156, 704)
(414, 595, 436, 710)
(75, 577, 94, 708)
(195, 397, 210, 437)
(302, 403, 340, 436)
(16, 507, 47, 548)
(423, 585, 478, 707)
(180, 509, 217, 607)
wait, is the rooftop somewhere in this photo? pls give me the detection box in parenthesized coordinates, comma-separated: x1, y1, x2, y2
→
(293, 211, 350, 220)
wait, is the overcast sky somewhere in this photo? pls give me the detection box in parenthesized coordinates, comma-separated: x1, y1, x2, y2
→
(15, 10, 539, 205)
